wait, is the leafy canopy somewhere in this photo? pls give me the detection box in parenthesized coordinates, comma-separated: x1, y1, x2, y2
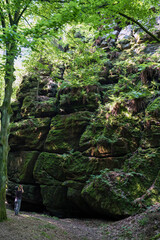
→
(24, 23, 108, 89)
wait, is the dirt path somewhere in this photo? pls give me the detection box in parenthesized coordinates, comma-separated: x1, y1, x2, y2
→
(1, 205, 160, 240)
(0, 209, 108, 240)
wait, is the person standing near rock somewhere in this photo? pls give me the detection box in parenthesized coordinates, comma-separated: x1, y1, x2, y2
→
(14, 185, 24, 215)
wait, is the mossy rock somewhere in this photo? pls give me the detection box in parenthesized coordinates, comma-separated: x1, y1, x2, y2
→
(44, 111, 91, 153)
(124, 147, 160, 182)
(21, 96, 58, 118)
(82, 170, 146, 217)
(62, 180, 84, 190)
(21, 95, 36, 116)
(33, 151, 106, 215)
(62, 151, 103, 182)
(79, 114, 141, 157)
(82, 147, 160, 217)
(16, 76, 38, 103)
(22, 184, 43, 205)
(34, 98, 58, 117)
(67, 187, 91, 214)
(11, 101, 22, 122)
(33, 152, 66, 184)
(58, 86, 101, 113)
(8, 151, 39, 183)
(34, 151, 107, 185)
(40, 183, 68, 216)
(16, 75, 57, 103)
(9, 117, 51, 151)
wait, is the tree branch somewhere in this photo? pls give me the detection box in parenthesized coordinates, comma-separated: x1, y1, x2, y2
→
(14, 0, 32, 25)
(13, 9, 21, 24)
(97, 3, 160, 43)
(0, 6, 6, 33)
(22, 16, 32, 28)
(133, 176, 158, 207)
(5, 0, 13, 25)
(118, 11, 160, 43)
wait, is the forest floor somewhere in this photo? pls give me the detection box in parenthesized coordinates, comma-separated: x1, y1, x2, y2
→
(1, 204, 160, 240)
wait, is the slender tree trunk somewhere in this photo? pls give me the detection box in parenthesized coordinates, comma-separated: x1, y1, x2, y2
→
(0, 42, 16, 221)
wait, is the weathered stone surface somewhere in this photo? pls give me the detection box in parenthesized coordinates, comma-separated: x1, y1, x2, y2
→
(63, 151, 102, 182)
(33, 151, 106, 184)
(81, 170, 144, 217)
(58, 85, 101, 113)
(22, 184, 43, 205)
(44, 112, 91, 153)
(33, 152, 66, 184)
(40, 183, 68, 216)
(8, 151, 39, 183)
(79, 116, 141, 157)
(7, 151, 44, 211)
(16, 75, 57, 102)
(16, 76, 38, 103)
(67, 187, 91, 214)
(117, 25, 133, 50)
(9, 118, 51, 151)
(33, 151, 110, 215)
(21, 96, 58, 118)
(81, 147, 160, 217)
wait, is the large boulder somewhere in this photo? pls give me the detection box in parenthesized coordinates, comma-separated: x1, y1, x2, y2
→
(79, 113, 141, 157)
(44, 111, 92, 153)
(33, 152, 66, 184)
(9, 117, 51, 151)
(82, 170, 142, 217)
(33, 151, 108, 214)
(8, 151, 39, 183)
(82, 142, 160, 217)
(58, 85, 101, 113)
(21, 96, 58, 118)
(40, 183, 68, 216)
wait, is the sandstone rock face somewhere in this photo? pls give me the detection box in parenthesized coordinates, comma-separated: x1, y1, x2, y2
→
(9, 118, 51, 151)
(44, 112, 92, 153)
(7, 24, 160, 218)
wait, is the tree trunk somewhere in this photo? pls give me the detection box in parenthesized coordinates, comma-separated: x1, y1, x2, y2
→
(0, 43, 16, 221)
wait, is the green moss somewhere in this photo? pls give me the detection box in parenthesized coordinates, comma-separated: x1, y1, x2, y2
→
(80, 112, 141, 157)
(59, 87, 101, 112)
(33, 152, 66, 184)
(9, 117, 51, 150)
(62, 151, 100, 182)
(21, 95, 35, 114)
(19, 151, 39, 183)
(82, 147, 160, 216)
(82, 169, 149, 216)
(44, 112, 91, 153)
(40, 184, 67, 211)
(124, 148, 160, 182)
